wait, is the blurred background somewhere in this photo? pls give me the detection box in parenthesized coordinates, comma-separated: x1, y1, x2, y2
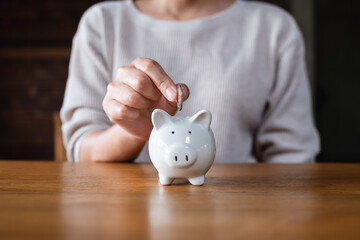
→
(0, 0, 359, 162)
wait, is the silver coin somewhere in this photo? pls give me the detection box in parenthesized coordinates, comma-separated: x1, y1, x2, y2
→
(177, 85, 183, 111)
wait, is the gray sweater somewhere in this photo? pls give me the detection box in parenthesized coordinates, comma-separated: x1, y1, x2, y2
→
(61, 0, 320, 162)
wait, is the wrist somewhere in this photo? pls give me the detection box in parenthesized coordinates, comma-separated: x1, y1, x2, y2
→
(80, 125, 147, 162)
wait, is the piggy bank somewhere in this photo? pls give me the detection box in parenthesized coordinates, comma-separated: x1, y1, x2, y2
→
(148, 109, 216, 185)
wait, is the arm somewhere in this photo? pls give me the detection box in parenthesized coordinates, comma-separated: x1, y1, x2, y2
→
(61, 6, 111, 162)
(255, 35, 320, 163)
(79, 125, 146, 162)
(61, 7, 189, 162)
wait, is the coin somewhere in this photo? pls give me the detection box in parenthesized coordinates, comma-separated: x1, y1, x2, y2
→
(177, 85, 183, 111)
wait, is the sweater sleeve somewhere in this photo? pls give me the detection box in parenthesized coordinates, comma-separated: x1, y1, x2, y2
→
(60, 6, 112, 162)
(254, 34, 320, 163)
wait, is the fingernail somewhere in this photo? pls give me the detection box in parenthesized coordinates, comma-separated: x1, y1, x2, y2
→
(165, 87, 177, 101)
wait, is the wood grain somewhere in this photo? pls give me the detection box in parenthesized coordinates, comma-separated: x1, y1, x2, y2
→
(0, 161, 359, 240)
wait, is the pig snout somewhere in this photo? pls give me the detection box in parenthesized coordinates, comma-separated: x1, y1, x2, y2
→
(166, 145, 197, 168)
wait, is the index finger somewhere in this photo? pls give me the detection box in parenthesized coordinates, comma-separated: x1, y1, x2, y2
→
(131, 57, 177, 102)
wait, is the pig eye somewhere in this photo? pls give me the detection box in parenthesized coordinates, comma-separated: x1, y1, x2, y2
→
(188, 131, 192, 134)
(171, 131, 175, 134)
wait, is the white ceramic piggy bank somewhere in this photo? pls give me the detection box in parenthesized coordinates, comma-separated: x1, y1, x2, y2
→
(148, 109, 216, 185)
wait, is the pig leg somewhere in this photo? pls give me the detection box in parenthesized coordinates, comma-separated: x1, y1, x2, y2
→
(159, 173, 174, 185)
(188, 175, 205, 186)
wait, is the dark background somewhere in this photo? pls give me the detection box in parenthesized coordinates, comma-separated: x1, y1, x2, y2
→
(315, 0, 360, 163)
(0, 0, 359, 162)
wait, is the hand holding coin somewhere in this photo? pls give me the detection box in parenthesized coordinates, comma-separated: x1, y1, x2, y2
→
(103, 57, 189, 139)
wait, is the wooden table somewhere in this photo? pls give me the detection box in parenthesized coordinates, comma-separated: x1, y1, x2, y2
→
(0, 161, 360, 240)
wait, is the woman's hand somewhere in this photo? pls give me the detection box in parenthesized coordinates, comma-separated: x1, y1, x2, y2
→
(103, 57, 190, 140)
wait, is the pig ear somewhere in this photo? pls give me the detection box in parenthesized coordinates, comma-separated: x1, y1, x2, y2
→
(189, 109, 212, 130)
(151, 109, 173, 130)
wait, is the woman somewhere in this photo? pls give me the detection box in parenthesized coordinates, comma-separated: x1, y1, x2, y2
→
(61, 0, 320, 162)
